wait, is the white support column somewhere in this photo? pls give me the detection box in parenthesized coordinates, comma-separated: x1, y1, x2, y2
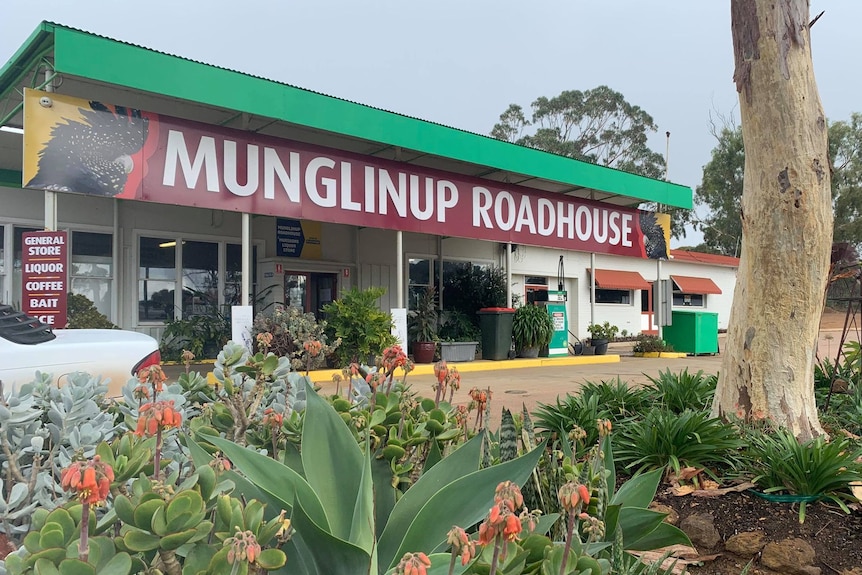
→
(241, 213, 252, 305)
(44, 69, 56, 231)
(590, 253, 596, 326)
(437, 236, 444, 309)
(396, 231, 403, 307)
(112, 199, 120, 324)
(506, 243, 513, 307)
(656, 258, 663, 339)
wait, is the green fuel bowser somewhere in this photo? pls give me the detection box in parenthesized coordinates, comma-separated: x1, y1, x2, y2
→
(533, 290, 568, 357)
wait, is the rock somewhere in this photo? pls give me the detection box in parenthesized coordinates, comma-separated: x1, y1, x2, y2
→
(842, 569, 862, 575)
(679, 512, 721, 550)
(761, 538, 817, 575)
(725, 530, 766, 557)
(648, 503, 679, 525)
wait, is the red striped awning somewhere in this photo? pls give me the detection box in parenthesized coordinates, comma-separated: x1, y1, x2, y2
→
(670, 275, 722, 294)
(588, 269, 651, 290)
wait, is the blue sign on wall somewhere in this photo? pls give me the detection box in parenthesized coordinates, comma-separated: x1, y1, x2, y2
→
(276, 218, 305, 257)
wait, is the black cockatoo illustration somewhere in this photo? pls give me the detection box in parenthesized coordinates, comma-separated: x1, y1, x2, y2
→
(27, 101, 148, 197)
(640, 211, 668, 260)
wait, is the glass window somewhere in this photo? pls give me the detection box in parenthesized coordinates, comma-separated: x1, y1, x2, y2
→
(182, 241, 218, 317)
(139, 236, 176, 322)
(594, 289, 631, 305)
(409, 258, 432, 309)
(71, 231, 113, 320)
(225, 243, 242, 307)
(673, 293, 705, 307)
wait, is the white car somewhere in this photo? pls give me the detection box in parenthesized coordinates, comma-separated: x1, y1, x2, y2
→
(0, 304, 161, 396)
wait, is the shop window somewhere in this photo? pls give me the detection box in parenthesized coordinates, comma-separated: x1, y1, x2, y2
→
(139, 236, 177, 322)
(182, 241, 218, 317)
(673, 293, 705, 307)
(408, 258, 432, 309)
(525, 276, 549, 304)
(593, 289, 631, 305)
(71, 231, 113, 320)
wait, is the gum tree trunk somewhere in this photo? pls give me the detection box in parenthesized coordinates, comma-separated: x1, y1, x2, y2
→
(711, 0, 832, 439)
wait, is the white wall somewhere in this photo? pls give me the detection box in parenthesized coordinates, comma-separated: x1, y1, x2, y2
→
(0, 185, 738, 338)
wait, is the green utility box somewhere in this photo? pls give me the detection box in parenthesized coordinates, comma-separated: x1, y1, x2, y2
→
(477, 307, 516, 360)
(661, 310, 719, 355)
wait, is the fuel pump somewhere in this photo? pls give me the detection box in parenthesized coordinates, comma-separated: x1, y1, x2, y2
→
(533, 256, 568, 357)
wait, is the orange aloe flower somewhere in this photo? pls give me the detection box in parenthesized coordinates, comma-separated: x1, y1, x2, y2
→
(134, 400, 182, 437)
(60, 455, 114, 505)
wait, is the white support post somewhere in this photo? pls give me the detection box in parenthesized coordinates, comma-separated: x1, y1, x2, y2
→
(396, 231, 403, 307)
(437, 236, 444, 309)
(590, 252, 596, 326)
(44, 69, 56, 230)
(506, 243, 513, 307)
(241, 213, 251, 305)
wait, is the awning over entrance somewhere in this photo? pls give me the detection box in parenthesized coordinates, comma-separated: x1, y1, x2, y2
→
(588, 269, 651, 290)
(670, 275, 722, 294)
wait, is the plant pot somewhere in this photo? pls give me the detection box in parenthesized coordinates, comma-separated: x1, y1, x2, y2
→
(517, 346, 540, 358)
(412, 341, 436, 364)
(440, 341, 478, 362)
(592, 338, 609, 355)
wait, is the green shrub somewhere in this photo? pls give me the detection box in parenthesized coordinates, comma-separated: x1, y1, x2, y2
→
(533, 394, 612, 458)
(743, 426, 862, 522)
(614, 408, 743, 477)
(66, 293, 116, 329)
(323, 287, 397, 365)
(578, 378, 651, 421)
(643, 368, 716, 413)
(160, 311, 229, 361)
(632, 334, 674, 353)
(512, 303, 554, 350)
(252, 305, 339, 370)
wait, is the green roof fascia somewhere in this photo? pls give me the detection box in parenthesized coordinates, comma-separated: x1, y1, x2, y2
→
(0, 22, 56, 104)
(0, 169, 22, 188)
(50, 25, 691, 209)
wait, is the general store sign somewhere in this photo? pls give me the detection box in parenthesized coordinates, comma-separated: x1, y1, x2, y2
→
(22, 89, 670, 259)
(21, 230, 68, 327)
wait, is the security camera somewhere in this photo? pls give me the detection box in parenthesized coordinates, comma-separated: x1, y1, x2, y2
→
(39, 97, 53, 108)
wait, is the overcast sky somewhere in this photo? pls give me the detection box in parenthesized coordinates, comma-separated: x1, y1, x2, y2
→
(1, 0, 857, 246)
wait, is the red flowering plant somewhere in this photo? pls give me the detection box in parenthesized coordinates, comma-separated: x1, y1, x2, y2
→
(134, 399, 183, 480)
(59, 455, 114, 562)
(432, 361, 461, 407)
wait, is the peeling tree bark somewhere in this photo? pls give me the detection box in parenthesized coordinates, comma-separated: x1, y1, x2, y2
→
(711, 0, 832, 440)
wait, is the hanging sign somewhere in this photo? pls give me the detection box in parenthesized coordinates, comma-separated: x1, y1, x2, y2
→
(276, 218, 322, 258)
(22, 89, 671, 259)
(22, 230, 68, 327)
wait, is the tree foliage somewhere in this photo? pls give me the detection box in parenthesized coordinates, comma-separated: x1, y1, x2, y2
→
(490, 86, 691, 236)
(829, 113, 862, 248)
(491, 86, 666, 179)
(695, 115, 862, 256)
(694, 124, 745, 256)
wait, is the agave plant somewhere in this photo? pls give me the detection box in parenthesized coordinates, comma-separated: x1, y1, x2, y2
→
(190, 381, 545, 574)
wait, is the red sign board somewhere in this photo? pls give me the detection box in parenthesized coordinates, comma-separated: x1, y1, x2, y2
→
(23, 90, 671, 259)
(21, 231, 68, 327)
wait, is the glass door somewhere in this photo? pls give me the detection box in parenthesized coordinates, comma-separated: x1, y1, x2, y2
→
(284, 273, 309, 313)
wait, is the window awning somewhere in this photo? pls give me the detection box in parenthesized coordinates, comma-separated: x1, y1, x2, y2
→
(670, 275, 722, 294)
(588, 269, 651, 290)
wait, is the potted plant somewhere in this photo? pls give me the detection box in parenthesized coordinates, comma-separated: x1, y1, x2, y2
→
(587, 321, 619, 355)
(512, 304, 554, 358)
(408, 286, 439, 363)
(438, 310, 479, 362)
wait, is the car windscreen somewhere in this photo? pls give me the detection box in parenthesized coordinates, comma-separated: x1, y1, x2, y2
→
(0, 304, 56, 344)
